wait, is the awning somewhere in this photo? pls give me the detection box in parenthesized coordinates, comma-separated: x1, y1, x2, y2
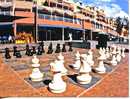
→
(0, 15, 27, 22)
(38, 24, 83, 31)
(0, 22, 13, 30)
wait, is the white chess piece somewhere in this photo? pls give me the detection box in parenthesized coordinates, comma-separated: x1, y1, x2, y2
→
(57, 53, 64, 63)
(71, 51, 81, 69)
(51, 53, 68, 76)
(32, 55, 40, 67)
(110, 46, 117, 66)
(77, 54, 92, 84)
(116, 47, 122, 62)
(49, 72, 66, 93)
(95, 50, 106, 73)
(105, 47, 110, 59)
(30, 68, 43, 81)
(121, 48, 125, 58)
(87, 49, 94, 66)
(69, 33, 72, 42)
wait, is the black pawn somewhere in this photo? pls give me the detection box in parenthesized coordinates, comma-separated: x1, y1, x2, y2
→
(37, 46, 42, 55)
(15, 51, 22, 58)
(62, 44, 66, 52)
(32, 46, 36, 55)
(28, 49, 33, 56)
(5, 48, 11, 59)
(13, 46, 17, 56)
(47, 43, 53, 54)
(25, 44, 30, 56)
(55, 43, 61, 53)
(39, 41, 45, 53)
(68, 42, 73, 52)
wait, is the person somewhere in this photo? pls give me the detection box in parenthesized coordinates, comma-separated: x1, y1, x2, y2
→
(8, 35, 12, 43)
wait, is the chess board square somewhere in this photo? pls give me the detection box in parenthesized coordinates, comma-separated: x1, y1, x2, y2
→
(92, 65, 114, 73)
(25, 77, 52, 88)
(11, 64, 29, 71)
(40, 66, 50, 72)
(67, 74, 101, 89)
(105, 65, 113, 72)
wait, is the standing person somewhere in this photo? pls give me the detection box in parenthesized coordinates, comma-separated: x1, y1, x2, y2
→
(8, 35, 12, 43)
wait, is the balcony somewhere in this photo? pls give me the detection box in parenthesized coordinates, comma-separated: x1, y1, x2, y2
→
(14, 0, 33, 10)
(38, 13, 81, 25)
(0, 1, 12, 7)
(0, 11, 13, 15)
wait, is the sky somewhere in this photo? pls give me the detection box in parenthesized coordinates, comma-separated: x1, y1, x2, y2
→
(79, 0, 129, 18)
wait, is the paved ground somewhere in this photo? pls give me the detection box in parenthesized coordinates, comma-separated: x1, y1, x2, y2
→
(0, 46, 129, 98)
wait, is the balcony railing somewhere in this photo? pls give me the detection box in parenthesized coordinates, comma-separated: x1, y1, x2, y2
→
(0, 11, 13, 15)
(38, 13, 82, 24)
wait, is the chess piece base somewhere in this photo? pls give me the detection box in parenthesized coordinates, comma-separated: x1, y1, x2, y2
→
(95, 66, 106, 74)
(111, 60, 117, 66)
(49, 82, 66, 93)
(32, 64, 40, 68)
(77, 73, 92, 84)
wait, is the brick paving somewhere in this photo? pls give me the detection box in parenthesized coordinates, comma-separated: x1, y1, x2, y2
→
(0, 47, 128, 97)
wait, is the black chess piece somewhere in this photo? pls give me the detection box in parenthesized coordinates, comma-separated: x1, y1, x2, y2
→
(5, 48, 11, 59)
(29, 49, 33, 56)
(32, 46, 36, 55)
(62, 44, 66, 52)
(25, 44, 30, 55)
(68, 42, 73, 52)
(15, 51, 22, 58)
(39, 41, 45, 53)
(13, 46, 17, 56)
(47, 43, 53, 54)
(55, 43, 61, 53)
(37, 46, 42, 55)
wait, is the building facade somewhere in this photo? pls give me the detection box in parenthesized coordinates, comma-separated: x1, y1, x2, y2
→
(0, 0, 128, 43)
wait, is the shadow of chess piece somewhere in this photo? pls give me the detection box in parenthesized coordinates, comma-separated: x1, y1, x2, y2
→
(68, 42, 73, 52)
(62, 44, 66, 52)
(15, 51, 22, 58)
(47, 43, 53, 54)
(55, 43, 61, 53)
(32, 46, 36, 55)
(25, 44, 30, 55)
(39, 41, 45, 53)
(5, 48, 11, 59)
(13, 46, 17, 56)
(37, 46, 42, 55)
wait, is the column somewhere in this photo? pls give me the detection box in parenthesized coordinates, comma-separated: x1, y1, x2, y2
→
(62, 27, 64, 41)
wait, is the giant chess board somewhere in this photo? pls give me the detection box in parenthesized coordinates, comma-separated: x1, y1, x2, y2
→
(2, 48, 125, 97)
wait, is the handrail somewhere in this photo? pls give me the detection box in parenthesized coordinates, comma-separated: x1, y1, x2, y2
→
(38, 13, 82, 24)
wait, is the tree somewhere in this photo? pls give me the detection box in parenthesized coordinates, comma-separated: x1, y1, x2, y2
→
(115, 17, 123, 35)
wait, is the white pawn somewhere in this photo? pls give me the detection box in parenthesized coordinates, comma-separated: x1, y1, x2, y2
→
(95, 50, 106, 73)
(105, 47, 110, 59)
(87, 49, 94, 66)
(71, 51, 81, 69)
(49, 72, 66, 93)
(32, 55, 40, 67)
(111, 55, 117, 66)
(77, 54, 92, 84)
(57, 53, 64, 63)
(121, 48, 125, 58)
(116, 47, 122, 62)
(30, 68, 43, 81)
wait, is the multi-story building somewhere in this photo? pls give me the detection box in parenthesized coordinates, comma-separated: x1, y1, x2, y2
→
(0, 0, 127, 43)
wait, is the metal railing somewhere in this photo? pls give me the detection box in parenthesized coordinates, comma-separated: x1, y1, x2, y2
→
(38, 14, 82, 24)
(0, 11, 13, 15)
